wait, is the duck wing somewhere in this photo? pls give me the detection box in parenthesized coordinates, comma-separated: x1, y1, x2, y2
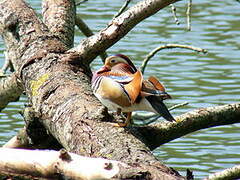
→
(141, 76, 171, 100)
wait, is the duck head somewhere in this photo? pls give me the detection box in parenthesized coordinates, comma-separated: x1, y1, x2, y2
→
(104, 54, 137, 73)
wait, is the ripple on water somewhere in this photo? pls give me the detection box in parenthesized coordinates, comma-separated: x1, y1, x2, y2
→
(157, 124, 240, 178)
(0, 96, 26, 146)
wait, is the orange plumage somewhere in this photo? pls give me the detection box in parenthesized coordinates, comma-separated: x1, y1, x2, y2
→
(92, 54, 175, 127)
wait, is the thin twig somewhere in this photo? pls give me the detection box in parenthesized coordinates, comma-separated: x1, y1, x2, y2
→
(169, 102, 189, 111)
(140, 44, 207, 74)
(133, 102, 189, 125)
(170, 4, 180, 25)
(75, 15, 94, 37)
(75, 15, 108, 62)
(186, 0, 192, 31)
(76, 0, 88, 6)
(114, 0, 132, 18)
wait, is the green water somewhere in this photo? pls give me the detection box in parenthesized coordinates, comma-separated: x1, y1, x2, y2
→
(0, 0, 240, 179)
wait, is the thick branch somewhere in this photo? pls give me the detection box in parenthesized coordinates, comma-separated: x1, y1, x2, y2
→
(0, 0, 50, 70)
(0, 73, 23, 111)
(42, 0, 76, 48)
(0, 0, 67, 110)
(136, 103, 240, 150)
(70, 0, 180, 65)
(0, 148, 121, 179)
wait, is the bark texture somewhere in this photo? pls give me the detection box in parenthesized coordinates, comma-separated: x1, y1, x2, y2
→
(42, 0, 76, 48)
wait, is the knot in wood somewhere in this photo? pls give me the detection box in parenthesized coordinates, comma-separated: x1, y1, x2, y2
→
(104, 162, 113, 170)
(59, 149, 72, 162)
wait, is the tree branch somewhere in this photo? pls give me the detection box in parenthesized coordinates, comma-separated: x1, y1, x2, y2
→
(170, 4, 180, 25)
(70, 0, 180, 65)
(186, 0, 192, 31)
(140, 43, 207, 73)
(0, 73, 23, 111)
(0, 0, 65, 110)
(76, 0, 88, 6)
(42, 0, 76, 48)
(0, 0, 51, 70)
(0, 148, 121, 179)
(114, 0, 132, 18)
(205, 165, 240, 180)
(0, 51, 14, 73)
(2, 128, 29, 148)
(75, 15, 108, 61)
(136, 103, 240, 150)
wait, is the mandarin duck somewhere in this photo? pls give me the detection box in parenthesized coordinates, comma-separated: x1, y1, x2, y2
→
(91, 54, 175, 127)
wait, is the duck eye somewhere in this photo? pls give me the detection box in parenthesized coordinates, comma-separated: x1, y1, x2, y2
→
(110, 59, 116, 63)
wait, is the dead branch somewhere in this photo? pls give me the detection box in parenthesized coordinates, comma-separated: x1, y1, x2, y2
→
(2, 128, 29, 149)
(42, 0, 75, 48)
(75, 15, 108, 61)
(186, 0, 192, 31)
(140, 43, 207, 73)
(0, 148, 121, 180)
(75, 15, 94, 37)
(136, 103, 240, 150)
(170, 4, 180, 25)
(0, 73, 23, 111)
(204, 165, 240, 180)
(70, 0, 180, 65)
(0, 51, 14, 73)
(76, 0, 88, 6)
(114, 0, 132, 18)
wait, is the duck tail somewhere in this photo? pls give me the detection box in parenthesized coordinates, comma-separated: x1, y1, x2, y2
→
(146, 96, 175, 122)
